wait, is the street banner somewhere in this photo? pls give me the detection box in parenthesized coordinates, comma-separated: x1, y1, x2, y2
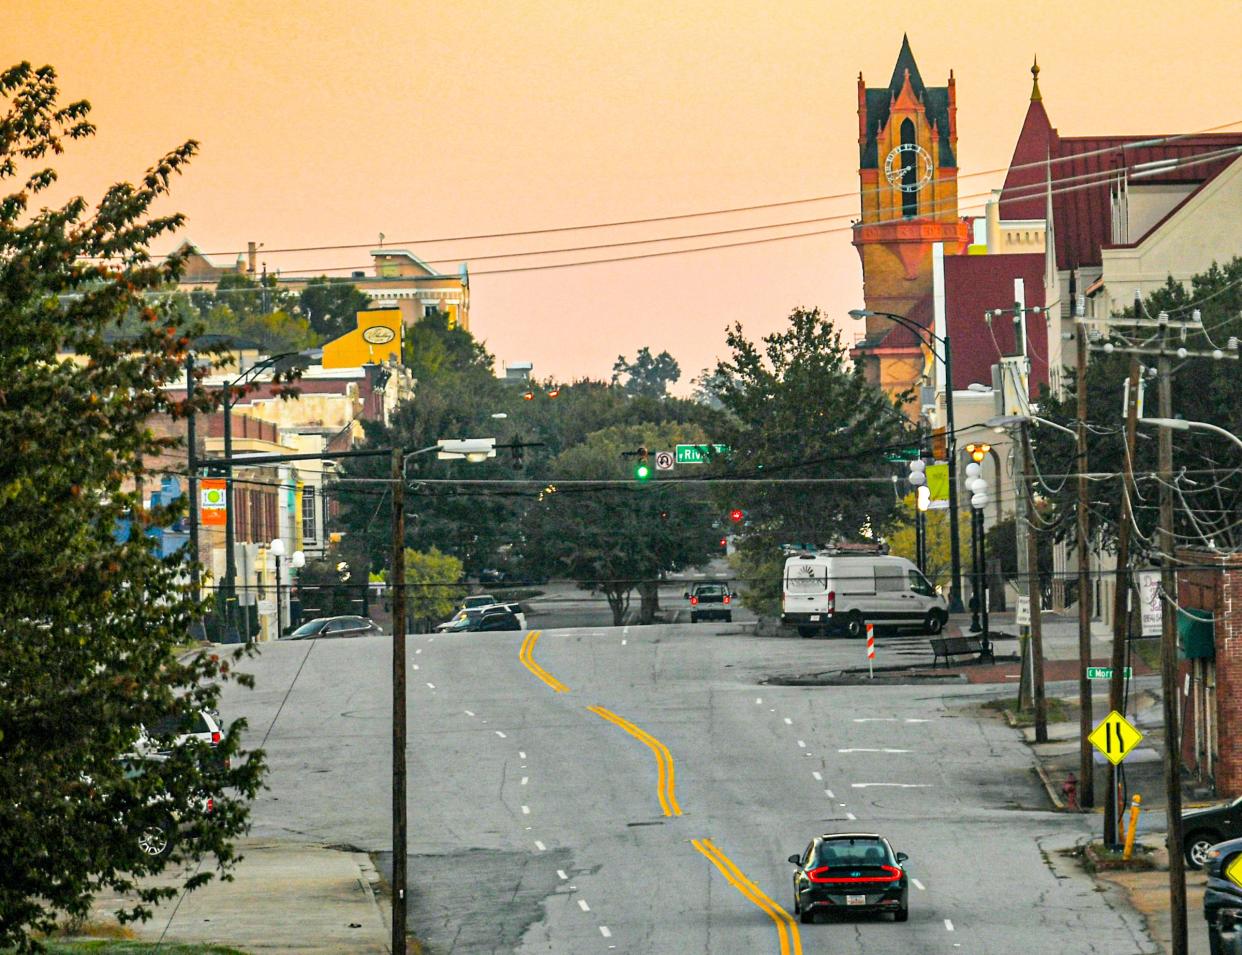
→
(1135, 571, 1162, 637)
(924, 463, 949, 510)
(201, 478, 226, 527)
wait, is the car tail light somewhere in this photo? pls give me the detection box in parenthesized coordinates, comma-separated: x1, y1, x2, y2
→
(723, 595, 731, 604)
(807, 865, 902, 884)
(211, 731, 221, 745)
(207, 798, 214, 814)
(827, 591, 836, 613)
(690, 596, 698, 605)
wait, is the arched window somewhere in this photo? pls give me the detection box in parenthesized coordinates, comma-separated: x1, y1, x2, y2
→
(900, 119, 918, 218)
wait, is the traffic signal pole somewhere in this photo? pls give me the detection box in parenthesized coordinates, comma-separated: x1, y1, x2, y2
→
(391, 447, 408, 954)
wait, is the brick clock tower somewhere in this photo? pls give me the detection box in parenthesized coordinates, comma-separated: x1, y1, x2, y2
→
(851, 36, 970, 402)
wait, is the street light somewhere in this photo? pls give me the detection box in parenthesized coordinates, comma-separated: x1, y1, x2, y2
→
(1140, 417, 1242, 451)
(270, 538, 286, 640)
(290, 549, 304, 632)
(967, 462, 991, 652)
(850, 307, 965, 613)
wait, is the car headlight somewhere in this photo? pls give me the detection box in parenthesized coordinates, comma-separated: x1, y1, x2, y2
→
(1208, 848, 1223, 862)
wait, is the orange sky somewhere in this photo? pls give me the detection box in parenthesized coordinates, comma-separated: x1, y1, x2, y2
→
(9, 0, 1242, 388)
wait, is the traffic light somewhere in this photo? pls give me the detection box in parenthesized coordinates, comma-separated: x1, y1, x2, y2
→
(720, 537, 728, 548)
(729, 508, 744, 524)
(965, 442, 991, 464)
(634, 446, 652, 482)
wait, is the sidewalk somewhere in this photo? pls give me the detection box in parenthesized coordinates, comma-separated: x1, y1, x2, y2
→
(79, 840, 391, 954)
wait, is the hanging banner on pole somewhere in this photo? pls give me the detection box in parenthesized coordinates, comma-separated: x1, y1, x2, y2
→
(201, 478, 226, 527)
(923, 463, 949, 510)
(1135, 571, 1162, 637)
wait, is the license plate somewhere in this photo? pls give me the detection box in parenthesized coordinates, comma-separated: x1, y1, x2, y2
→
(810, 615, 820, 621)
(846, 895, 866, 906)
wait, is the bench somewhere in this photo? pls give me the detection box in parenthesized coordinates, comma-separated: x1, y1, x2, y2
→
(930, 636, 994, 667)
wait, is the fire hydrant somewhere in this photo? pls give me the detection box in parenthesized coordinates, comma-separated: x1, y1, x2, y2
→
(1062, 772, 1079, 811)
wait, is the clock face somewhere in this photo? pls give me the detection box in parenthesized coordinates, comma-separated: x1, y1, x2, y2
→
(884, 143, 933, 193)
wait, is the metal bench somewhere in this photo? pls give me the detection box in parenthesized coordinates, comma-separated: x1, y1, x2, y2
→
(929, 636, 994, 667)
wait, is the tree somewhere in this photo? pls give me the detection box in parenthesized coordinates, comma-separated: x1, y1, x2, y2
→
(298, 278, 371, 340)
(612, 346, 681, 398)
(708, 307, 912, 550)
(1036, 263, 1242, 554)
(403, 309, 493, 382)
(520, 422, 720, 624)
(0, 63, 263, 949)
(401, 548, 466, 632)
(886, 497, 972, 592)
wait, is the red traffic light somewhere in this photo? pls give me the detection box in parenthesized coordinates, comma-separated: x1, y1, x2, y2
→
(719, 537, 728, 548)
(729, 508, 744, 524)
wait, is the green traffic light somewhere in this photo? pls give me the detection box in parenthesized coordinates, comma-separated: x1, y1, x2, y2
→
(634, 463, 652, 482)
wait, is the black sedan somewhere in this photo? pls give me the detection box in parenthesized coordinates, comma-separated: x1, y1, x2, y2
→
(1185, 796, 1242, 869)
(1204, 836, 1242, 955)
(789, 833, 909, 923)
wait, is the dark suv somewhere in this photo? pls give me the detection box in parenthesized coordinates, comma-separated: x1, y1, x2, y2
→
(1185, 796, 1242, 869)
(686, 583, 733, 623)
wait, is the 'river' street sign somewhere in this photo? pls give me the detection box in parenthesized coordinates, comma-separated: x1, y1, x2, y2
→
(675, 444, 730, 464)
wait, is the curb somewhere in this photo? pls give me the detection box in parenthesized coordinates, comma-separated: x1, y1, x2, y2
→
(1035, 762, 1067, 810)
(352, 851, 392, 954)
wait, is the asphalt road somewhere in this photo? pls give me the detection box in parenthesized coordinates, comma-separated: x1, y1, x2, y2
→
(222, 620, 1156, 954)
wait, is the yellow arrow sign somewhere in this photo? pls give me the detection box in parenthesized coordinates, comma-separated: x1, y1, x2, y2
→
(1088, 710, 1144, 765)
(1226, 852, 1242, 889)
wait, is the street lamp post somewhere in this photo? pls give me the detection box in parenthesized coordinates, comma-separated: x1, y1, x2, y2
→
(966, 461, 991, 652)
(851, 308, 965, 613)
(270, 538, 285, 639)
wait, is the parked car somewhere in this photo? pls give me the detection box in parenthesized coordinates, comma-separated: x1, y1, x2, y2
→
(283, 615, 383, 640)
(1204, 836, 1242, 955)
(137, 708, 222, 753)
(462, 594, 498, 610)
(478, 568, 508, 585)
(120, 753, 215, 860)
(435, 605, 525, 633)
(781, 552, 947, 638)
(788, 832, 910, 924)
(1185, 796, 1242, 869)
(471, 609, 522, 632)
(685, 583, 733, 623)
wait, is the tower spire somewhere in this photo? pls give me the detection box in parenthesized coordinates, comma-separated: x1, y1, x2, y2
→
(1030, 55, 1042, 102)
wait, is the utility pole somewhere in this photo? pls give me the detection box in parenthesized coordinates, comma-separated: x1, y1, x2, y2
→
(185, 351, 206, 641)
(1074, 305, 1095, 808)
(1155, 316, 1187, 955)
(1080, 303, 1236, 955)
(391, 447, 407, 955)
(1019, 421, 1049, 743)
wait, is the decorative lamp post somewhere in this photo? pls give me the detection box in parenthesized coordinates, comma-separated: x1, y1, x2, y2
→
(966, 462, 990, 646)
(290, 550, 305, 632)
(270, 538, 285, 640)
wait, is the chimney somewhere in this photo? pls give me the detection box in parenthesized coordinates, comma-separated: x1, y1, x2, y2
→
(247, 241, 258, 276)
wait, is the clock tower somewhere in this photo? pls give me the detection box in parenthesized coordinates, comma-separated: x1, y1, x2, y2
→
(851, 36, 970, 401)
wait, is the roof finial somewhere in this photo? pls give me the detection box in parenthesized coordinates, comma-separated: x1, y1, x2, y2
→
(1030, 55, 1042, 102)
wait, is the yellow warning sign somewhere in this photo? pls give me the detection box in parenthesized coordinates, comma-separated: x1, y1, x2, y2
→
(1088, 710, 1144, 765)
(1226, 852, 1242, 889)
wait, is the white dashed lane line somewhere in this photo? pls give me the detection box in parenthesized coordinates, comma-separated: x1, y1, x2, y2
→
(812, 771, 822, 781)
(557, 870, 568, 881)
(784, 717, 793, 725)
(519, 751, 527, 759)
(912, 878, 926, 891)
(521, 776, 528, 786)
(825, 789, 835, 798)
(944, 919, 955, 931)
(600, 926, 612, 938)
(495, 731, 507, 738)
(578, 899, 591, 912)
(464, 710, 475, 717)
(846, 812, 857, 821)
(851, 782, 931, 789)
(521, 805, 531, 815)
(797, 740, 806, 748)
(837, 748, 909, 754)
(426, 683, 436, 690)
(535, 841, 546, 851)
(412, 664, 419, 670)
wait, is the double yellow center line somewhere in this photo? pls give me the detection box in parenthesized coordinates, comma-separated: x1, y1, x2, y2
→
(587, 705, 682, 817)
(692, 838, 802, 955)
(519, 630, 569, 693)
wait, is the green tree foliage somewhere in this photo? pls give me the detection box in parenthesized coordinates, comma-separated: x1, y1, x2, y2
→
(612, 346, 681, 397)
(727, 546, 784, 618)
(520, 423, 720, 624)
(0, 63, 263, 949)
(403, 309, 493, 382)
(708, 307, 913, 549)
(401, 547, 466, 631)
(298, 278, 371, 340)
(1036, 262, 1242, 553)
(886, 498, 972, 592)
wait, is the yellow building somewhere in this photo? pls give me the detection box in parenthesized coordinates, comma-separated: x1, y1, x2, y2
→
(321, 307, 403, 369)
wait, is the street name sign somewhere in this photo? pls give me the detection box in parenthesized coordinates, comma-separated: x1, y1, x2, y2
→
(675, 443, 730, 465)
(1088, 710, 1144, 765)
(885, 447, 921, 462)
(1085, 667, 1133, 680)
(654, 450, 675, 471)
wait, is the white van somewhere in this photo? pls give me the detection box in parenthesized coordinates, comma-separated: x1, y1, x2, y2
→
(781, 553, 947, 638)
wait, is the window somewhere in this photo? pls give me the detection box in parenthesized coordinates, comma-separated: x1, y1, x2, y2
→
(302, 486, 317, 542)
(875, 565, 905, 592)
(908, 570, 935, 596)
(900, 119, 918, 218)
(816, 837, 892, 868)
(786, 564, 827, 592)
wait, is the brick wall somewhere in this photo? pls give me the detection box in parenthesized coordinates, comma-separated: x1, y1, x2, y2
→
(1217, 553, 1242, 796)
